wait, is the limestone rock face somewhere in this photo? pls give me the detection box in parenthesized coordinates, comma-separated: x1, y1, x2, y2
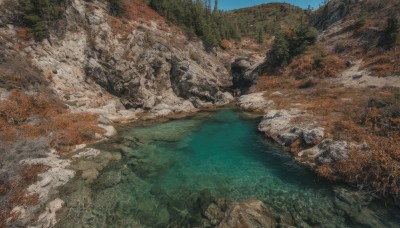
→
(80, 1, 232, 113)
(0, 0, 233, 121)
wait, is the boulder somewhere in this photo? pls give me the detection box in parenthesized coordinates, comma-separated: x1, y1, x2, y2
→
(318, 140, 350, 163)
(258, 110, 306, 145)
(299, 139, 350, 164)
(303, 127, 325, 145)
(238, 92, 274, 112)
(258, 110, 325, 148)
(333, 187, 380, 227)
(204, 199, 277, 228)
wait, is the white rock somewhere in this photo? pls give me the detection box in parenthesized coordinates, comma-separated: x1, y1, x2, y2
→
(98, 124, 117, 137)
(238, 92, 274, 112)
(270, 91, 284, 97)
(72, 148, 101, 159)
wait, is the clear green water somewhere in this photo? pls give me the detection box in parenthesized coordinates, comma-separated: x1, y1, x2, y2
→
(56, 110, 400, 228)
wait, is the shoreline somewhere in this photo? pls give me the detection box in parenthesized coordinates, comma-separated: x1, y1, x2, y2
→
(4, 97, 399, 226)
(2, 101, 237, 227)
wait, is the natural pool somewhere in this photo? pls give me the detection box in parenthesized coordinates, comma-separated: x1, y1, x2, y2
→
(55, 110, 400, 227)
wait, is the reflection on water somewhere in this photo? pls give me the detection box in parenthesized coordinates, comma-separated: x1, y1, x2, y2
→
(55, 110, 400, 227)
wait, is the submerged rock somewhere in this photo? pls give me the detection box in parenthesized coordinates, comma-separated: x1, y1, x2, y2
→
(35, 198, 65, 228)
(333, 187, 381, 227)
(204, 199, 277, 228)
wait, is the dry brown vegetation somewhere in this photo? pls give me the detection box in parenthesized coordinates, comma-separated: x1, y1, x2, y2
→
(0, 90, 104, 224)
(324, 90, 400, 200)
(286, 45, 346, 79)
(362, 49, 400, 77)
(220, 39, 234, 50)
(123, 0, 165, 22)
(312, 0, 399, 79)
(0, 91, 104, 152)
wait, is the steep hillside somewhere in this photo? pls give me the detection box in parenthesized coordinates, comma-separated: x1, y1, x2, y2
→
(227, 3, 308, 40)
(312, 0, 400, 77)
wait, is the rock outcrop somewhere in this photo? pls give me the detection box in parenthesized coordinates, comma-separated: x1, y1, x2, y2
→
(237, 92, 274, 112)
(299, 139, 350, 164)
(258, 109, 324, 147)
(0, 0, 233, 121)
(257, 109, 368, 167)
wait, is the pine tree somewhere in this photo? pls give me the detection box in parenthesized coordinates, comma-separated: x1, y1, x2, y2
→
(19, 0, 66, 40)
(232, 24, 241, 41)
(268, 33, 290, 67)
(108, 0, 124, 16)
(382, 14, 399, 48)
(213, 0, 218, 14)
(149, 0, 238, 46)
(257, 26, 264, 44)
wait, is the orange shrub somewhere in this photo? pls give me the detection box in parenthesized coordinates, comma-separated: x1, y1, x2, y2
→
(319, 55, 346, 77)
(287, 54, 314, 78)
(0, 91, 34, 125)
(0, 164, 48, 227)
(17, 28, 33, 41)
(287, 52, 345, 78)
(0, 185, 7, 195)
(0, 91, 104, 152)
(50, 113, 104, 152)
(220, 39, 234, 50)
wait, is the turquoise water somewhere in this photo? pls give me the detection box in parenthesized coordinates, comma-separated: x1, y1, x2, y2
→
(56, 110, 400, 227)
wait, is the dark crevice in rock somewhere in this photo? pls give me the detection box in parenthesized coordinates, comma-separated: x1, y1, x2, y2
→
(230, 57, 264, 94)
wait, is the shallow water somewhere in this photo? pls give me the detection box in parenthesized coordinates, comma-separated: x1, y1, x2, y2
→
(55, 109, 400, 227)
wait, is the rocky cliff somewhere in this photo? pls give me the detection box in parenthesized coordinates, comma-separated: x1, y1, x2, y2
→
(0, 0, 233, 121)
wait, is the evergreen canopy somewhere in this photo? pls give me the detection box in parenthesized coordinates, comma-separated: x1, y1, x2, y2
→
(148, 0, 242, 46)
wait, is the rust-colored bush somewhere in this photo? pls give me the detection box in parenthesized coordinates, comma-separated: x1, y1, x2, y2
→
(314, 89, 400, 202)
(287, 46, 346, 78)
(0, 185, 7, 195)
(17, 28, 33, 41)
(220, 39, 234, 50)
(0, 91, 64, 125)
(0, 91, 104, 151)
(0, 91, 35, 125)
(50, 113, 104, 152)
